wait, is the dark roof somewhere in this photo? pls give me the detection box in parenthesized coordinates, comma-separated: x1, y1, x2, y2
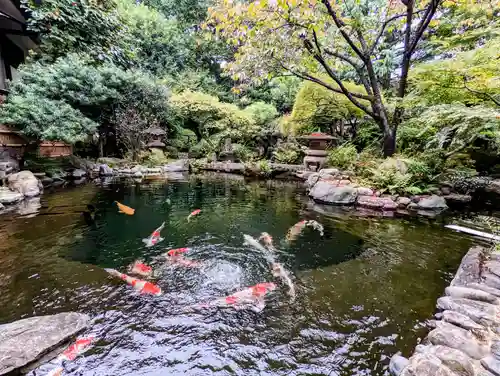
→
(147, 140, 166, 148)
(143, 128, 167, 136)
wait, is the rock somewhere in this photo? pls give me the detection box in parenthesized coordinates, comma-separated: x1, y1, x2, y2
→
(357, 196, 397, 211)
(133, 171, 143, 178)
(397, 197, 412, 208)
(445, 286, 499, 305)
(389, 353, 410, 375)
(145, 167, 162, 174)
(437, 296, 498, 328)
(417, 195, 448, 210)
(483, 273, 500, 291)
(442, 310, 487, 334)
(408, 202, 418, 210)
(309, 181, 358, 205)
(318, 168, 340, 177)
(357, 187, 374, 196)
(485, 260, 500, 279)
(427, 321, 489, 359)
(400, 352, 459, 376)
(98, 164, 113, 176)
(0, 202, 4, 211)
(451, 246, 484, 287)
(32, 172, 46, 178)
(8, 171, 40, 197)
(0, 187, 24, 204)
(441, 187, 452, 195)
(0, 312, 90, 375)
(305, 173, 320, 189)
(163, 159, 189, 173)
(485, 180, 500, 195)
(16, 197, 41, 217)
(466, 283, 500, 298)
(130, 165, 144, 173)
(444, 194, 472, 205)
(339, 179, 351, 186)
(481, 357, 500, 376)
(71, 169, 86, 178)
(492, 340, 500, 361)
(415, 345, 475, 376)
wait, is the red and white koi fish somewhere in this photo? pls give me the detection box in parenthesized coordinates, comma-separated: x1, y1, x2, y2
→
(187, 209, 201, 222)
(45, 337, 94, 376)
(128, 260, 153, 278)
(196, 282, 276, 312)
(286, 220, 324, 243)
(105, 269, 162, 295)
(142, 222, 165, 247)
(163, 248, 201, 267)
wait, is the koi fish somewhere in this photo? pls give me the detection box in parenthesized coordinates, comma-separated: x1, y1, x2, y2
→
(271, 263, 296, 302)
(44, 337, 94, 376)
(163, 248, 201, 267)
(187, 209, 201, 222)
(142, 222, 165, 247)
(128, 260, 153, 278)
(115, 201, 135, 215)
(105, 269, 162, 295)
(197, 282, 276, 312)
(286, 220, 324, 243)
(243, 234, 275, 262)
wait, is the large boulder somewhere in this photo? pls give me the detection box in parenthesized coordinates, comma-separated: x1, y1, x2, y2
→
(0, 312, 90, 375)
(99, 164, 113, 176)
(163, 159, 189, 172)
(306, 173, 321, 189)
(0, 187, 24, 204)
(485, 180, 500, 195)
(71, 169, 86, 179)
(417, 195, 448, 210)
(309, 181, 358, 204)
(7, 171, 40, 198)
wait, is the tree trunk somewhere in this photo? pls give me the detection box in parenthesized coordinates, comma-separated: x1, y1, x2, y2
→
(383, 130, 396, 157)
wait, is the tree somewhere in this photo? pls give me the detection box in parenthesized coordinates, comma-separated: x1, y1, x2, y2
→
(291, 79, 366, 136)
(22, 0, 124, 63)
(208, 0, 451, 156)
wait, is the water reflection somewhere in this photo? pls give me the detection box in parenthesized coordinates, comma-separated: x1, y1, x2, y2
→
(0, 176, 477, 375)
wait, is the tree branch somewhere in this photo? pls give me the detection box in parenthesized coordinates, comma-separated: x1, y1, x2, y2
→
(463, 77, 500, 107)
(320, 0, 366, 61)
(409, 0, 441, 54)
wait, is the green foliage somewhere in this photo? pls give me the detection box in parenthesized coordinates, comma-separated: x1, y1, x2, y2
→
(168, 128, 198, 151)
(165, 146, 179, 158)
(22, 0, 123, 62)
(189, 139, 215, 158)
(0, 54, 171, 147)
(232, 143, 256, 162)
(291, 80, 366, 135)
(327, 143, 358, 170)
(408, 38, 500, 107)
(143, 0, 210, 26)
(140, 148, 169, 167)
(0, 94, 97, 143)
(272, 141, 303, 164)
(240, 77, 301, 113)
(242, 102, 279, 127)
(116, 0, 193, 76)
(256, 160, 272, 176)
(171, 90, 259, 141)
(400, 104, 500, 156)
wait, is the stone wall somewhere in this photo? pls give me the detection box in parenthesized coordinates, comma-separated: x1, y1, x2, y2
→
(390, 246, 500, 376)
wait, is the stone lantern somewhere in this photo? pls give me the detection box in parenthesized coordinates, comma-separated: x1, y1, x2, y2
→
(300, 132, 336, 171)
(144, 128, 166, 151)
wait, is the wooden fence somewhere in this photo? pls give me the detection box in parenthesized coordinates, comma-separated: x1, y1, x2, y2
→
(38, 141, 73, 158)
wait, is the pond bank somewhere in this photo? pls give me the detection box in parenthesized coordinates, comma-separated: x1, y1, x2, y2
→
(390, 245, 500, 376)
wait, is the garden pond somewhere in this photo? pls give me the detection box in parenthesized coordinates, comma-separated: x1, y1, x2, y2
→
(0, 173, 480, 375)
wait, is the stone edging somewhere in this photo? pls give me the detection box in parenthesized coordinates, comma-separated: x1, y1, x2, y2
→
(390, 246, 500, 376)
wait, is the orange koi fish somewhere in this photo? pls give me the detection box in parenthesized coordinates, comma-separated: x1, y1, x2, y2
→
(128, 260, 153, 278)
(187, 209, 201, 222)
(142, 222, 165, 247)
(45, 337, 94, 376)
(115, 201, 135, 215)
(105, 269, 161, 295)
(165, 247, 189, 257)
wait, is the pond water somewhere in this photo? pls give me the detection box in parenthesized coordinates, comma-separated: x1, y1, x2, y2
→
(0, 174, 479, 376)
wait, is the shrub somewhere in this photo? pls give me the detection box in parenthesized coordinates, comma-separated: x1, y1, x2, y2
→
(140, 149, 169, 167)
(242, 102, 279, 126)
(169, 128, 197, 151)
(272, 141, 303, 164)
(189, 139, 215, 159)
(327, 143, 358, 170)
(232, 143, 256, 162)
(165, 146, 179, 158)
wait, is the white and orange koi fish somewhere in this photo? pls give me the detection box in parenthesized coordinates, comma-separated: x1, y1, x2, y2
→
(142, 222, 165, 247)
(163, 248, 201, 268)
(286, 220, 324, 243)
(271, 262, 296, 302)
(128, 260, 153, 278)
(187, 209, 201, 222)
(105, 269, 162, 295)
(45, 336, 94, 376)
(195, 282, 276, 312)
